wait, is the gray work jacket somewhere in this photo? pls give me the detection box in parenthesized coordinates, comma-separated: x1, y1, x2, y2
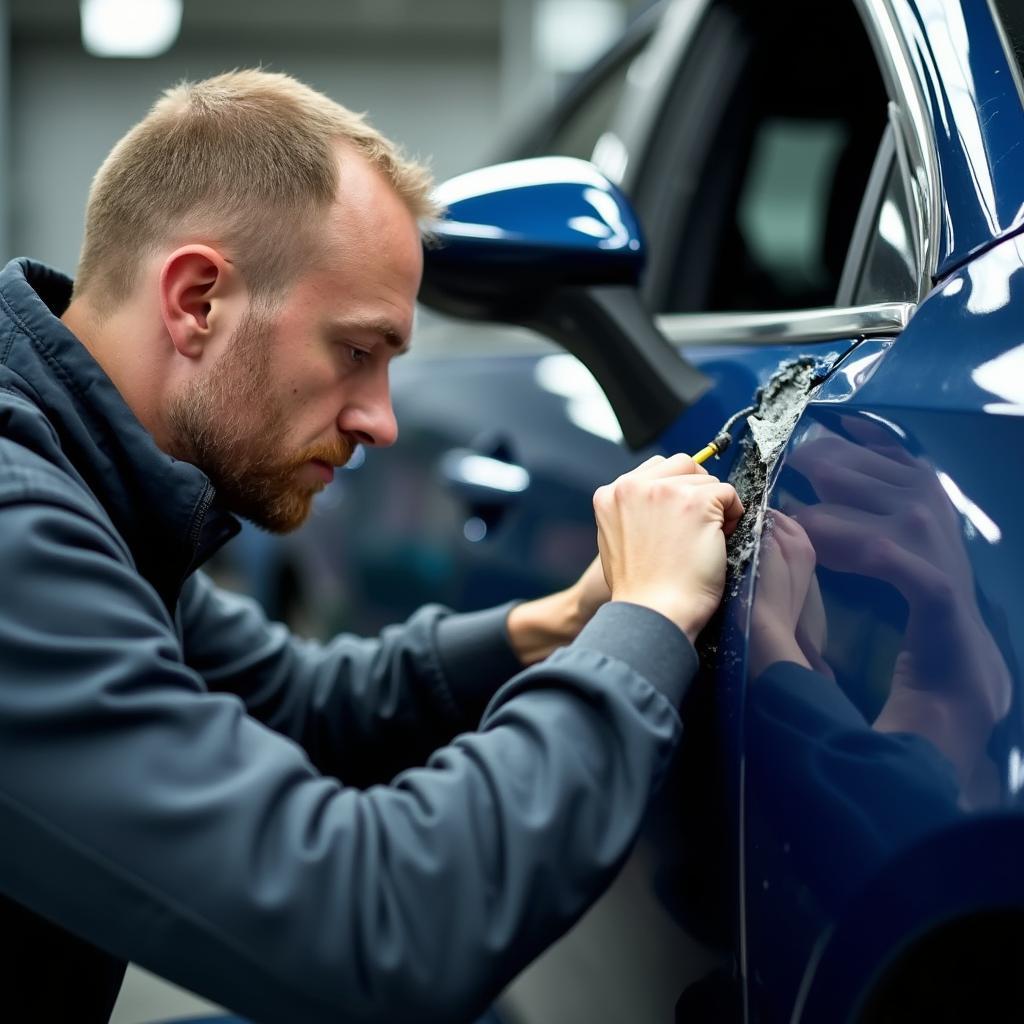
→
(0, 259, 698, 1023)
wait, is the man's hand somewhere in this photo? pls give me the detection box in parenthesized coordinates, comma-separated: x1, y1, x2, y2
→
(507, 453, 742, 664)
(506, 555, 609, 666)
(594, 453, 744, 642)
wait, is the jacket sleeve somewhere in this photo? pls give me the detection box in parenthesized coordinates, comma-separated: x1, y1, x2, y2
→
(178, 572, 526, 786)
(0, 498, 697, 1024)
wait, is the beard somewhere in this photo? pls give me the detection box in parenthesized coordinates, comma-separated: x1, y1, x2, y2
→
(166, 305, 352, 533)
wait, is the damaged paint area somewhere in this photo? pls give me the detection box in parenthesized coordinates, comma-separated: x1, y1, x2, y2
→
(725, 355, 835, 581)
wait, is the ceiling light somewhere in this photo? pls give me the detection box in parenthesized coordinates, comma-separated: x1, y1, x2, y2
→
(80, 0, 183, 58)
(535, 0, 626, 75)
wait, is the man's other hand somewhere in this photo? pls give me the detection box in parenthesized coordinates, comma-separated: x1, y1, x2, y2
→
(594, 453, 744, 643)
(506, 553, 610, 667)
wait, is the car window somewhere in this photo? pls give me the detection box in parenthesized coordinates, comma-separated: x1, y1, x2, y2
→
(736, 117, 850, 306)
(851, 156, 918, 306)
(640, 0, 889, 314)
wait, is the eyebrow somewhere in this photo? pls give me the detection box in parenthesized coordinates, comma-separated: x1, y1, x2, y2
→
(332, 316, 409, 354)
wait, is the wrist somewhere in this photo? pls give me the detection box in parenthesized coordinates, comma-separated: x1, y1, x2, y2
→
(506, 587, 582, 666)
(610, 589, 707, 645)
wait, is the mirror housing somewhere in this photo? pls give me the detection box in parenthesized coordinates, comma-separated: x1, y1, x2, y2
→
(420, 157, 710, 450)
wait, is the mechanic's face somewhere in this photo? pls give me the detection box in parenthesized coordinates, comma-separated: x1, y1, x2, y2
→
(169, 153, 422, 532)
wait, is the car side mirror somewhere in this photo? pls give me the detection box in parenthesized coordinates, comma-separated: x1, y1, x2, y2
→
(419, 156, 711, 450)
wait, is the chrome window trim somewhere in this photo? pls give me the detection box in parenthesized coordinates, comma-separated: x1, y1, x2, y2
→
(854, 0, 941, 298)
(657, 302, 914, 347)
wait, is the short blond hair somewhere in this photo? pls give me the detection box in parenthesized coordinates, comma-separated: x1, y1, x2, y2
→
(75, 69, 437, 307)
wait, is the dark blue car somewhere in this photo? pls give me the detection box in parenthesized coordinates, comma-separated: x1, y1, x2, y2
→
(224, 0, 1024, 1019)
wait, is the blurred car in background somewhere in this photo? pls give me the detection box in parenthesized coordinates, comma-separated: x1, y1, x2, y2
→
(217, 0, 1024, 1020)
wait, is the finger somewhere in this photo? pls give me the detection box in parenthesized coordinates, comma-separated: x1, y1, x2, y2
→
(628, 454, 667, 475)
(670, 472, 723, 486)
(768, 510, 799, 536)
(798, 572, 828, 653)
(864, 541, 950, 614)
(771, 516, 816, 568)
(789, 454, 910, 515)
(713, 483, 745, 535)
(632, 452, 706, 479)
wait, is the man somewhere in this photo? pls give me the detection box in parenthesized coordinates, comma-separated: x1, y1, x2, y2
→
(0, 70, 743, 1022)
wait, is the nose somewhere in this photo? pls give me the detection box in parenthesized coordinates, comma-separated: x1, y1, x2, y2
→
(337, 376, 399, 448)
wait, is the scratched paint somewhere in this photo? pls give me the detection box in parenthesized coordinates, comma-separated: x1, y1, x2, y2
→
(725, 356, 833, 584)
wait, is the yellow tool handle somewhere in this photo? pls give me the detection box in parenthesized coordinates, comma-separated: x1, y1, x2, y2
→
(691, 442, 720, 465)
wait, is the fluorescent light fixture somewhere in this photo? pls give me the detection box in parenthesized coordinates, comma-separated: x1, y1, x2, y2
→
(81, 0, 183, 58)
(535, 0, 626, 75)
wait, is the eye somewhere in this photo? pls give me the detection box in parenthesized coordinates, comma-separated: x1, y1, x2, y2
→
(347, 345, 371, 365)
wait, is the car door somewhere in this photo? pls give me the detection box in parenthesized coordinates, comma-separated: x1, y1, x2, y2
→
(498, 1, 932, 1022)
(304, 1, 932, 1019)
(732, 3, 1024, 1021)
(266, 0, 1023, 1019)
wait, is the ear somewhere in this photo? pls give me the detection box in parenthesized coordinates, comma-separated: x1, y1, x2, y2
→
(158, 246, 239, 360)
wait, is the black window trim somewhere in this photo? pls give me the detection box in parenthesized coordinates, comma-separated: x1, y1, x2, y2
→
(988, 0, 1024, 112)
(834, 116, 917, 307)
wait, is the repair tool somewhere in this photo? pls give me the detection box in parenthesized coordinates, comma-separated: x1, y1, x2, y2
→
(691, 402, 759, 465)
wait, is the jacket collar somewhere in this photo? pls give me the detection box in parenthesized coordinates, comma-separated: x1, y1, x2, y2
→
(0, 258, 240, 610)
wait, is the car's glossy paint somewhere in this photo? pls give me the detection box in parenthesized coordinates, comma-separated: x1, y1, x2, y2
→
(895, 0, 1024, 276)
(426, 156, 644, 289)
(737, 229, 1024, 1020)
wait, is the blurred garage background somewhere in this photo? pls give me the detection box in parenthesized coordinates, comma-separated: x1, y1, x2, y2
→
(1, 0, 653, 273)
(0, 1, 652, 1020)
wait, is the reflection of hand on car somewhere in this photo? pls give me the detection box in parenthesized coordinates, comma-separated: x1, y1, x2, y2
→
(594, 452, 745, 643)
(748, 511, 828, 679)
(790, 417, 1011, 804)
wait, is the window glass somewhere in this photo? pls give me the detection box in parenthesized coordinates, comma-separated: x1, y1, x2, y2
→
(853, 159, 918, 305)
(647, 0, 889, 314)
(737, 118, 850, 304)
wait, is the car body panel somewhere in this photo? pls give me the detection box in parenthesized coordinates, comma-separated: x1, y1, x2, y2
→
(741, 229, 1024, 1020)
(891, 0, 1024, 277)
